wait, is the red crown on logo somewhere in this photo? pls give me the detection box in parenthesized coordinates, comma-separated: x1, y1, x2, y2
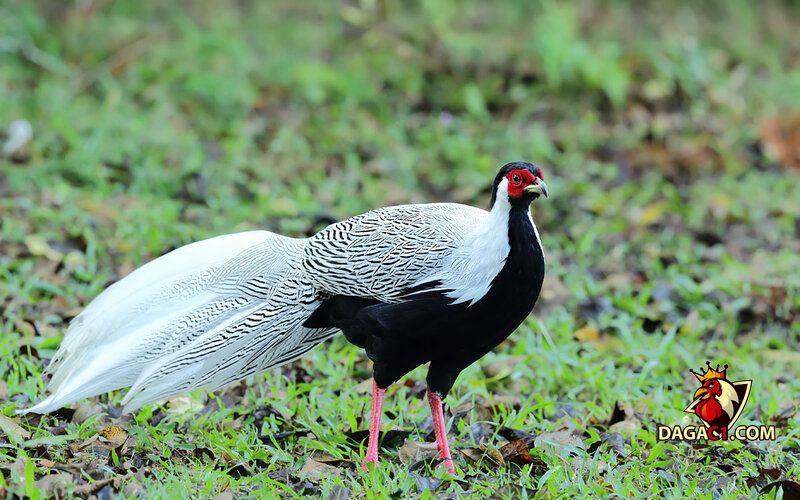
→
(690, 360, 728, 383)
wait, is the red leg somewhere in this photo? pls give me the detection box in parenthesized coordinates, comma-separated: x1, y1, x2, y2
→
(427, 389, 456, 474)
(361, 380, 386, 470)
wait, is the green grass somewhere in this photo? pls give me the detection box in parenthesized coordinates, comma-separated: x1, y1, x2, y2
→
(1, 1, 799, 497)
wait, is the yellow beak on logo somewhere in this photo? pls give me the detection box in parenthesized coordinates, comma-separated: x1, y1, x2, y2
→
(694, 387, 710, 400)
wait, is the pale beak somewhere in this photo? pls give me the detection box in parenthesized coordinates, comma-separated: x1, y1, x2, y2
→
(694, 387, 710, 400)
(524, 180, 549, 198)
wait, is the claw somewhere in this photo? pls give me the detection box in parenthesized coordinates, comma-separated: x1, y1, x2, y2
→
(437, 457, 456, 475)
(360, 456, 378, 472)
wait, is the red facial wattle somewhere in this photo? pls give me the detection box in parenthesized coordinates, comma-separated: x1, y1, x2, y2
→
(506, 168, 541, 199)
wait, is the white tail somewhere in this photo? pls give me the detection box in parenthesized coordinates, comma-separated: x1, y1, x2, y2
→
(24, 231, 336, 414)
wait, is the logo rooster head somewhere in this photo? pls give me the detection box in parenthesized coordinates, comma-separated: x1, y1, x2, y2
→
(685, 361, 752, 430)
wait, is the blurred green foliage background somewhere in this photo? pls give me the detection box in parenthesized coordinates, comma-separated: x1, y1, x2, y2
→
(1, 1, 799, 497)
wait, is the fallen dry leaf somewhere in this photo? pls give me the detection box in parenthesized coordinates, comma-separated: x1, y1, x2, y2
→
(760, 113, 800, 170)
(609, 417, 640, 436)
(574, 325, 619, 350)
(759, 480, 800, 498)
(574, 325, 599, 343)
(299, 458, 343, 482)
(307, 452, 353, 469)
(497, 426, 536, 443)
(746, 467, 782, 488)
(597, 432, 628, 457)
(500, 439, 546, 468)
(33, 473, 73, 498)
(398, 441, 439, 466)
(71, 403, 105, 424)
(534, 419, 585, 452)
(99, 425, 129, 447)
(481, 442, 505, 466)
(166, 396, 204, 415)
(0, 414, 32, 444)
(459, 447, 484, 463)
(607, 401, 634, 426)
(24, 235, 63, 261)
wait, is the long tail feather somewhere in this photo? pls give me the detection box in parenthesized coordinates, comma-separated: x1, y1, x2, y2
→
(24, 231, 335, 414)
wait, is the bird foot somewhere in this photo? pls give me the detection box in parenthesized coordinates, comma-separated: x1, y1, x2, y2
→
(437, 457, 456, 475)
(360, 456, 379, 472)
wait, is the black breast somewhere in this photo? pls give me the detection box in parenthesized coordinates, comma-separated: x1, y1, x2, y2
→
(303, 206, 545, 395)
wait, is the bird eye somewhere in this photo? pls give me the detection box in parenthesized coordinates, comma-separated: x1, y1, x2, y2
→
(511, 174, 521, 185)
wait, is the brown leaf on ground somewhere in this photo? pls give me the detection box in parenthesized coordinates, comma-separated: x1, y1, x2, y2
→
(166, 395, 204, 415)
(71, 403, 105, 424)
(534, 422, 585, 451)
(497, 426, 536, 444)
(307, 452, 354, 469)
(299, 458, 344, 482)
(24, 235, 63, 261)
(759, 480, 800, 498)
(481, 442, 505, 466)
(99, 425, 129, 447)
(607, 401, 633, 426)
(534, 429, 585, 451)
(0, 414, 32, 444)
(458, 442, 505, 466)
(574, 325, 620, 350)
(599, 432, 628, 457)
(746, 467, 782, 488)
(760, 113, 800, 170)
(459, 447, 484, 463)
(34, 473, 73, 497)
(499, 439, 547, 469)
(398, 441, 439, 466)
(608, 416, 640, 436)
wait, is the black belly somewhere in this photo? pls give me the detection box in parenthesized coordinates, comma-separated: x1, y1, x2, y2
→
(302, 207, 545, 396)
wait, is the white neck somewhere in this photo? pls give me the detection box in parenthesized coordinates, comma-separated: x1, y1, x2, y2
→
(438, 179, 514, 305)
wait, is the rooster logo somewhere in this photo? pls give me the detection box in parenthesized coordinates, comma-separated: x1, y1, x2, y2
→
(685, 361, 751, 430)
